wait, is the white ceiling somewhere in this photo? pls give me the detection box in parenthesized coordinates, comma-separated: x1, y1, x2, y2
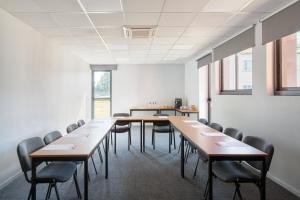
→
(0, 0, 296, 64)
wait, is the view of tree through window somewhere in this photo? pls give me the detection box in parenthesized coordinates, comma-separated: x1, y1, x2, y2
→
(93, 71, 111, 119)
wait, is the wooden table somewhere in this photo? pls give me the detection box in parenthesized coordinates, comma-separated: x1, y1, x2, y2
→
(130, 105, 199, 118)
(168, 116, 268, 200)
(30, 118, 116, 200)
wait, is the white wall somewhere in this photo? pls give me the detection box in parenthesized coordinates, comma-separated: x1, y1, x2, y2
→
(0, 8, 91, 187)
(184, 23, 300, 197)
(112, 64, 185, 114)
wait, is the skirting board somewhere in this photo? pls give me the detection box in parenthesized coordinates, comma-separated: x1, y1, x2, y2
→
(267, 173, 300, 197)
(0, 170, 22, 190)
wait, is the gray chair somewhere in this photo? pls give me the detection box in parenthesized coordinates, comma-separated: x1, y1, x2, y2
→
(224, 128, 243, 141)
(152, 113, 176, 153)
(66, 123, 79, 134)
(44, 131, 62, 145)
(111, 113, 131, 153)
(209, 122, 223, 132)
(211, 136, 274, 200)
(198, 118, 209, 125)
(77, 120, 85, 127)
(17, 137, 81, 200)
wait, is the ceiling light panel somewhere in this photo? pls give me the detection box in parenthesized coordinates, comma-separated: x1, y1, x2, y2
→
(80, 0, 122, 12)
(124, 13, 160, 26)
(0, 0, 42, 12)
(163, 0, 209, 12)
(159, 13, 197, 27)
(89, 13, 124, 27)
(123, 0, 164, 12)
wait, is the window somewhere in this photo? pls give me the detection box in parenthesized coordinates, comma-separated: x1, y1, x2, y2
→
(92, 71, 112, 119)
(274, 31, 300, 95)
(220, 48, 252, 95)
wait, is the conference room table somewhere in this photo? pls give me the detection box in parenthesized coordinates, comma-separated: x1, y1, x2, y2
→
(30, 116, 268, 200)
(30, 118, 116, 200)
(130, 105, 199, 118)
(168, 116, 268, 200)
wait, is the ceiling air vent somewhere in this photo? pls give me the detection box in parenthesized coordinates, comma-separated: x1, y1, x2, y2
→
(123, 25, 157, 39)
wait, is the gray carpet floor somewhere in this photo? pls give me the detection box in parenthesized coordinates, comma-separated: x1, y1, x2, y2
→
(1, 126, 299, 200)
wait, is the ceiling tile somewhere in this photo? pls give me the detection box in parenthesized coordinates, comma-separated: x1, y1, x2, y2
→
(183, 26, 216, 37)
(152, 37, 178, 45)
(123, 0, 164, 12)
(52, 13, 91, 27)
(243, 0, 295, 13)
(128, 45, 150, 50)
(175, 36, 207, 45)
(226, 13, 267, 28)
(12, 13, 58, 27)
(155, 27, 185, 37)
(163, 0, 209, 12)
(149, 49, 169, 54)
(80, 0, 122, 12)
(68, 27, 98, 37)
(159, 13, 197, 27)
(33, 0, 82, 12)
(108, 44, 128, 50)
(168, 49, 189, 55)
(97, 27, 124, 38)
(124, 13, 160, 26)
(127, 38, 152, 45)
(150, 44, 172, 50)
(89, 13, 124, 27)
(202, 0, 251, 12)
(172, 44, 194, 50)
(191, 12, 233, 27)
(0, 0, 42, 12)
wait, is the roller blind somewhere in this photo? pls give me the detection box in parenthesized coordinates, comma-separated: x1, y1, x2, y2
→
(90, 64, 117, 71)
(262, 1, 300, 44)
(213, 26, 255, 61)
(197, 53, 212, 68)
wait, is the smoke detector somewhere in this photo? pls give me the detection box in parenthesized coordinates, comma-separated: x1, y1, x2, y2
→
(123, 25, 157, 39)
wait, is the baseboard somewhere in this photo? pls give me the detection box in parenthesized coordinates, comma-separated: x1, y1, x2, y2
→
(0, 170, 22, 190)
(267, 173, 300, 197)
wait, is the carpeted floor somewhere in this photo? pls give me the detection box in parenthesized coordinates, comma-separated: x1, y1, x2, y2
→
(1, 126, 299, 200)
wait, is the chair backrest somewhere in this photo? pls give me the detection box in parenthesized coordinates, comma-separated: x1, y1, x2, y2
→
(153, 113, 170, 126)
(209, 122, 223, 132)
(113, 113, 130, 126)
(17, 137, 45, 176)
(198, 118, 209, 125)
(77, 119, 85, 127)
(66, 123, 79, 134)
(243, 136, 274, 172)
(44, 131, 62, 145)
(223, 128, 243, 141)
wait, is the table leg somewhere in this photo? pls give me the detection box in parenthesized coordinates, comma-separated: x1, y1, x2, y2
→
(208, 158, 213, 200)
(84, 159, 88, 200)
(114, 131, 116, 154)
(143, 122, 145, 152)
(169, 124, 171, 153)
(31, 159, 37, 200)
(260, 158, 266, 200)
(130, 110, 132, 116)
(140, 121, 142, 152)
(105, 135, 108, 179)
(175, 110, 176, 116)
(180, 135, 184, 178)
(187, 113, 190, 117)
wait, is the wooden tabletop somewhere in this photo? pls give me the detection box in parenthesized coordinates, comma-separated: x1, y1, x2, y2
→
(30, 118, 116, 158)
(169, 116, 267, 157)
(130, 105, 175, 110)
(175, 108, 198, 113)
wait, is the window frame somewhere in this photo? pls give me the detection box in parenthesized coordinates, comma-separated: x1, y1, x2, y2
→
(91, 70, 112, 119)
(274, 38, 300, 96)
(219, 52, 252, 95)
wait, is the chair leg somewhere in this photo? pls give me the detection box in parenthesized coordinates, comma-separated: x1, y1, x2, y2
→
(54, 183, 60, 200)
(153, 131, 155, 150)
(233, 182, 243, 200)
(177, 139, 181, 154)
(91, 155, 98, 175)
(129, 128, 132, 145)
(98, 146, 103, 163)
(204, 179, 209, 200)
(45, 183, 51, 200)
(27, 186, 33, 200)
(73, 174, 82, 199)
(193, 155, 200, 178)
(185, 145, 191, 164)
(110, 131, 113, 145)
(169, 132, 171, 153)
(173, 131, 176, 149)
(128, 131, 130, 151)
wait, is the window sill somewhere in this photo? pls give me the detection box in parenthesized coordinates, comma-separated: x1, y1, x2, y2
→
(219, 90, 252, 95)
(274, 90, 300, 96)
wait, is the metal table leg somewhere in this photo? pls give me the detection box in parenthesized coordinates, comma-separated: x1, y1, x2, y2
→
(105, 134, 108, 179)
(84, 159, 88, 200)
(208, 158, 213, 200)
(140, 121, 142, 152)
(143, 121, 146, 152)
(181, 135, 185, 178)
(31, 159, 37, 200)
(260, 158, 266, 200)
